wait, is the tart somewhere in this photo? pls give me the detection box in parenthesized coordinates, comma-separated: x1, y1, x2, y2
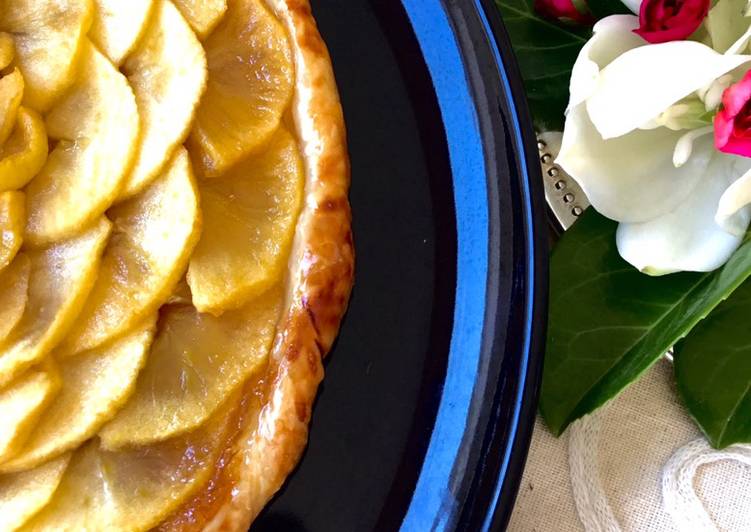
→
(0, 0, 353, 530)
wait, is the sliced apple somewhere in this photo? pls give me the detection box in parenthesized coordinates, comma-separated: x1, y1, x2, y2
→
(100, 285, 280, 448)
(0, 365, 60, 464)
(59, 149, 200, 355)
(0, 218, 111, 388)
(187, 0, 294, 176)
(172, 0, 227, 39)
(90, 0, 154, 65)
(0, 454, 70, 532)
(0, 69, 24, 147)
(0, 255, 30, 342)
(118, 0, 207, 199)
(0, 107, 48, 193)
(27, 406, 236, 532)
(0, 33, 14, 70)
(0, 319, 155, 474)
(188, 127, 303, 314)
(0, 191, 25, 272)
(24, 41, 139, 247)
(0, 0, 93, 112)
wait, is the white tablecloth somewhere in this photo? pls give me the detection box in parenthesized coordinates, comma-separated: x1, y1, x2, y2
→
(507, 358, 751, 531)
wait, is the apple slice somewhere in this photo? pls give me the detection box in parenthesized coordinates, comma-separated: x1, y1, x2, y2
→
(24, 41, 139, 247)
(0, 69, 23, 147)
(0, 319, 155, 474)
(0, 454, 70, 532)
(27, 406, 237, 531)
(118, 0, 207, 199)
(0, 33, 14, 70)
(0, 255, 30, 342)
(0, 191, 25, 272)
(0, 365, 60, 464)
(100, 285, 281, 448)
(172, 0, 227, 39)
(188, 127, 303, 314)
(0, 107, 48, 193)
(0, 0, 93, 112)
(90, 0, 154, 65)
(187, 0, 294, 176)
(0, 217, 111, 388)
(60, 149, 200, 355)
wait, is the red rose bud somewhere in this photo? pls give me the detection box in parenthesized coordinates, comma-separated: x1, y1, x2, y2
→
(634, 0, 710, 43)
(715, 70, 751, 158)
(534, 0, 593, 25)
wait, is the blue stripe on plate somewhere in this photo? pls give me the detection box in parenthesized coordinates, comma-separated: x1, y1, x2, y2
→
(399, 1, 490, 530)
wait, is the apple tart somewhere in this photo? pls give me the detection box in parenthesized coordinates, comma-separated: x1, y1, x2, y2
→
(0, 0, 352, 530)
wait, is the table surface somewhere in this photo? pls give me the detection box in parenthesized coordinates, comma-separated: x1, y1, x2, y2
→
(507, 358, 751, 531)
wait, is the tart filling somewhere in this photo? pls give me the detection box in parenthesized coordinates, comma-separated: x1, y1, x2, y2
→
(0, 0, 352, 530)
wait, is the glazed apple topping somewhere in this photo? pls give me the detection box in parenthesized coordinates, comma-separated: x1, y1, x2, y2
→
(0, 0, 304, 529)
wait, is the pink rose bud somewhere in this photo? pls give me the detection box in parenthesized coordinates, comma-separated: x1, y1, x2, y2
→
(715, 70, 751, 158)
(634, 0, 710, 43)
(534, 0, 593, 25)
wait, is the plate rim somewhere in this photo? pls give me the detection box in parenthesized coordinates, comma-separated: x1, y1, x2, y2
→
(398, 0, 548, 530)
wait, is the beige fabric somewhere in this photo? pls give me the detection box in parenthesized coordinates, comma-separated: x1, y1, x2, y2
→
(508, 358, 751, 531)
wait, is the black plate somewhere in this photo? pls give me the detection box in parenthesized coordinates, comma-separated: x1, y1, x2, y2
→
(252, 1, 548, 530)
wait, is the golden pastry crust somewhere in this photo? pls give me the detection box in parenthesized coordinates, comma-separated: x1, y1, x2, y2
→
(156, 1, 352, 530)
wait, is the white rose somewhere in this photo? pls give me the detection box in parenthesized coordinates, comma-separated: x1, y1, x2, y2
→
(556, 12, 751, 274)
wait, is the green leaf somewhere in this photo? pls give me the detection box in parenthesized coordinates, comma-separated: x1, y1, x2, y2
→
(674, 279, 751, 448)
(587, 0, 632, 18)
(496, 0, 591, 130)
(541, 209, 751, 435)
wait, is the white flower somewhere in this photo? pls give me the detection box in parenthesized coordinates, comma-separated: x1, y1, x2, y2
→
(556, 13, 751, 274)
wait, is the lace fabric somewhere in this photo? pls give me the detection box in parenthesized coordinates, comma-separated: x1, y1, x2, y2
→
(508, 358, 751, 531)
